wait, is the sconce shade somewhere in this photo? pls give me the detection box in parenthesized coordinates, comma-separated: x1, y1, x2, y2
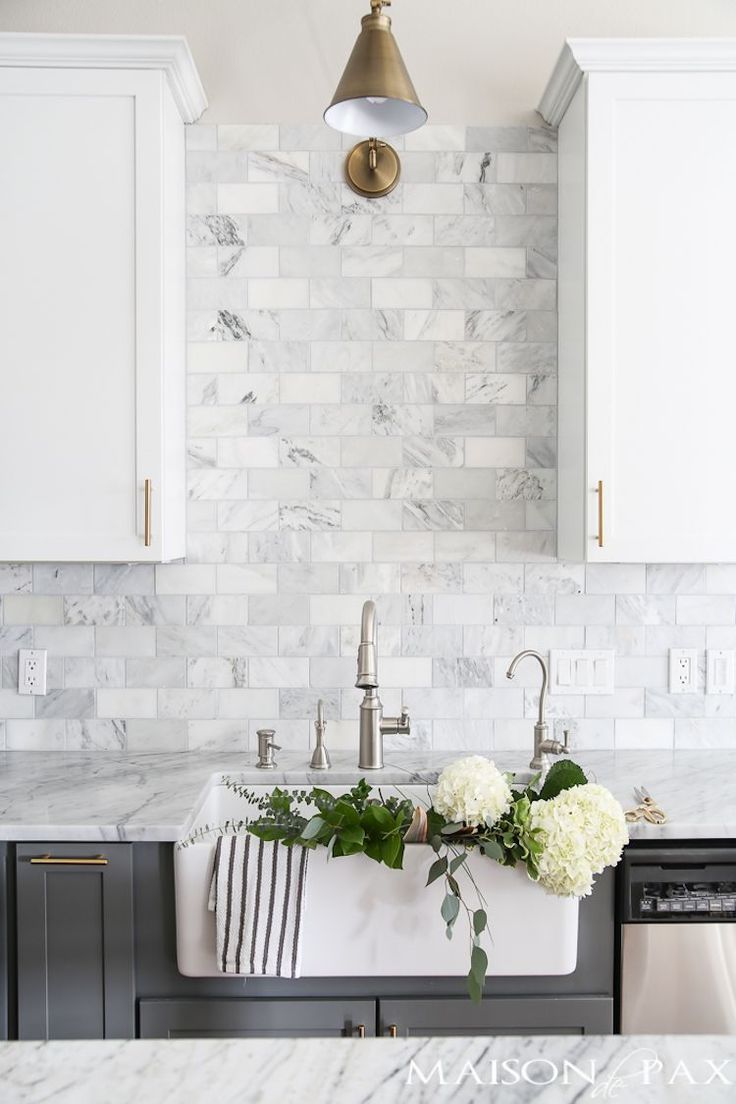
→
(324, 10, 427, 137)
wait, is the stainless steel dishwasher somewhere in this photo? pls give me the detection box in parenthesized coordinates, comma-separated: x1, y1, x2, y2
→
(621, 846, 736, 1033)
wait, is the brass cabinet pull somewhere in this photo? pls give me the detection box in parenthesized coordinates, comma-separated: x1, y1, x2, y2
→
(29, 855, 108, 865)
(596, 479, 604, 548)
(388, 1024, 398, 1038)
(356, 1024, 366, 1038)
(144, 478, 153, 547)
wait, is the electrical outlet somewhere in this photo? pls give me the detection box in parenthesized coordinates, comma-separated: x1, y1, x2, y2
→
(707, 649, 735, 695)
(669, 648, 698, 694)
(18, 648, 47, 696)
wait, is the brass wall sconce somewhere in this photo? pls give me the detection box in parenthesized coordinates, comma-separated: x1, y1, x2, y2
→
(324, 0, 427, 198)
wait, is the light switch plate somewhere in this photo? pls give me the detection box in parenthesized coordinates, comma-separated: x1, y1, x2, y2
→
(669, 648, 698, 694)
(18, 648, 47, 695)
(706, 649, 735, 695)
(549, 650, 615, 695)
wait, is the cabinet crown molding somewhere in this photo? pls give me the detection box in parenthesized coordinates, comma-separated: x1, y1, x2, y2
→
(538, 37, 736, 125)
(0, 32, 207, 122)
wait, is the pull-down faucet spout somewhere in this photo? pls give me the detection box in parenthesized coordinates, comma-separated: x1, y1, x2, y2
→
(356, 599, 410, 769)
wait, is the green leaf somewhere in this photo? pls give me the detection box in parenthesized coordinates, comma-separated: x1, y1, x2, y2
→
(331, 837, 344, 857)
(473, 908, 487, 937)
(467, 971, 482, 1004)
(481, 839, 504, 862)
(362, 804, 395, 835)
(449, 853, 467, 875)
(538, 759, 587, 802)
(381, 833, 401, 868)
(440, 822, 465, 836)
(333, 799, 361, 826)
(430, 834, 443, 854)
(300, 815, 326, 840)
(470, 944, 488, 988)
(338, 823, 365, 846)
(363, 838, 382, 863)
(441, 893, 460, 927)
(447, 874, 460, 897)
(426, 856, 448, 886)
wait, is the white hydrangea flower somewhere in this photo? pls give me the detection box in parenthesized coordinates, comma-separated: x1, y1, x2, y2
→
(433, 756, 512, 828)
(529, 783, 628, 898)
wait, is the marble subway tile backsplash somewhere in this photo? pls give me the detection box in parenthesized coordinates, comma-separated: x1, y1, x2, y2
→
(1, 124, 735, 753)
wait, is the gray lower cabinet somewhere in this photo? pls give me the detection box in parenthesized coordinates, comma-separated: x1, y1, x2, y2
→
(378, 997, 613, 1037)
(139, 998, 376, 1038)
(15, 843, 135, 1040)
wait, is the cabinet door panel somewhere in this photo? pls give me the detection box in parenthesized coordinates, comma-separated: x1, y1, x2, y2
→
(139, 998, 376, 1039)
(0, 68, 171, 561)
(587, 72, 736, 562)
(16, 843, 134, 1039)
(379, 996, 613, 1037)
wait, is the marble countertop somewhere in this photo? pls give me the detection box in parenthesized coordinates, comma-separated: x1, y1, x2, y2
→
(0, 748, 732, 842)
(1, 1036, 735, 1103)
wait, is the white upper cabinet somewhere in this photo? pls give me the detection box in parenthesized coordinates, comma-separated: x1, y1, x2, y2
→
(0, 35, 206, 561)
(541, 40, 736, 563)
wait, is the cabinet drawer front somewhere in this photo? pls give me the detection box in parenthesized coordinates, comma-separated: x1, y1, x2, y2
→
(378, 996, 613, 1037)
(16, 843, 134, 1040)
(139, 998, 376, 1039)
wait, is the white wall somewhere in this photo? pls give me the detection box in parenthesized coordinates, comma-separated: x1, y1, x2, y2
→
(2, 0, 736, 123)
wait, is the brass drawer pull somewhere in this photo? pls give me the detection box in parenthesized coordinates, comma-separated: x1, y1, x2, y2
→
(388, 1024, 398, 1038)
(596, 479, 604, 548)
(356, 1024, 366, 1038)
(29, 855, 108, 866)
(144, 478, 153, 547)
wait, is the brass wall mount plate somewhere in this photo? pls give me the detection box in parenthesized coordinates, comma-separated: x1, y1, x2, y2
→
(345, 138, 400, 198)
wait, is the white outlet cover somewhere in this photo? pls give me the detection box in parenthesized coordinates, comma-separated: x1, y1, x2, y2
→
(18, 648, 47, 696)
(669, 648, 698, 694)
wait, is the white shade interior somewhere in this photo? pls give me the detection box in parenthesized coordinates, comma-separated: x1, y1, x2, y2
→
(324, 96, 427, 138)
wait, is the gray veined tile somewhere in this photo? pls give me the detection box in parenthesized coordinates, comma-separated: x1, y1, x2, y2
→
(34, 564, 94, 594)
(309, 213, 372, 246)
(280, 437, 341, 468)
(186, 214, 245, 247)
(402, 373, 464, 405)
(496, 468, 556, 501)
(373, 402, 432, 436)
(434, 215, 496, 246)
(248, 151, 309, 181)
(497, 342, 556, 373)
(463, 184, 525, 215)
(526, 437, 557, 468)
(432, 278, 497, 310)
(466, 375, 525, 404)
(0, 564, 32, 593)
(310, 468, 372, 499)
(66, 720, 127, 751)
(435, 152, 495, 183)
(341, 372, 402, 404)
(374, 468, 434, 499)
(125, 597, 187, 627)
(400, 563, 463, 594)
(278, 502, 341, 531)
(187, 441, 217, 468)
(465, 309, 527, 342)
(36, 689, 94, 720)
(527, 246, 558, 279)
(341, 309, 403, 341)
(403, 500, 464, 531)
(372, 214, 434, 245)
(248, 340, 309, 373)
(249, 533, 310, 563)
(434, 658, 495, 688)
(466, 126, 529, 152)
(403, 436, 464, 467)
(434, 341, 496, 373)
(64, 597, 126, 626)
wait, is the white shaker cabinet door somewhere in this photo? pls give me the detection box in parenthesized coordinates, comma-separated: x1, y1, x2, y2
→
(0, 66, 185, 561)
(558, 66, 736, 562)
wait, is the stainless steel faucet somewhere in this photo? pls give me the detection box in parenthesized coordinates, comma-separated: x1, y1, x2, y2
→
(505, 650, 569, 771)
(356, 599, 410, 769)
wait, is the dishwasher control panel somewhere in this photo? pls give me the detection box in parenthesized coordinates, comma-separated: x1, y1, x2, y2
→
(637, 881, 736, 918)
(623, 847, 736, 923)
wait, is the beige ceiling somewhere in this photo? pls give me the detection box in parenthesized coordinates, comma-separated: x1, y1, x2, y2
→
(2, 0, 736, 123)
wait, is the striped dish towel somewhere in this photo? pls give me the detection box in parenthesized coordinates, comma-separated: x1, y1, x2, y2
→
(208, 834, 309, 977)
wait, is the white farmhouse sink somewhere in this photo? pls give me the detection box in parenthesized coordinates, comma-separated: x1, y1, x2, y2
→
(174, 774, 579, 979)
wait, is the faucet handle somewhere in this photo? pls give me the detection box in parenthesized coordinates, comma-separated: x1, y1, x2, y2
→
(562, 728, 571, 752)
